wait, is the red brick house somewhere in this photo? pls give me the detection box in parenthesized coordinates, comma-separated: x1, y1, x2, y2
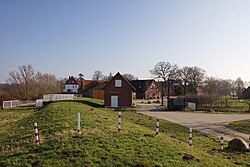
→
(130, 80, 161, 99)
(104, 72, 135, 107)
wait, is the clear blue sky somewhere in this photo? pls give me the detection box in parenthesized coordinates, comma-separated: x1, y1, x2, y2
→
(1, 0, 250, 83)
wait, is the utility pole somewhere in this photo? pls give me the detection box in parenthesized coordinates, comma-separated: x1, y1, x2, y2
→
(183, 80, 186, 111)
(161, 81, 164, 106)
(167, 78, 170, 110)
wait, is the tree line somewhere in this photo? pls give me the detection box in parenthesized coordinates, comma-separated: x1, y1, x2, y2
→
(1, 63, 248, 109)
(91, 70, 138, 81)
(0, 65, 139, 106)
(150, 61, 248, 107)
(0, 65, 65, 107)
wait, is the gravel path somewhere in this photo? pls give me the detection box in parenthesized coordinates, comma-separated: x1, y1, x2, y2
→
(136, 104, 250, 141)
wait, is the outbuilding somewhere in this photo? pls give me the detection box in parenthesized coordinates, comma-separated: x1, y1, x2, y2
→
(104, 72, 135, 107)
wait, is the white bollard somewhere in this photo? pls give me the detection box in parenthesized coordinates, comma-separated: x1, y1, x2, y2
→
(34, 122, 39, 144)
(156, 115, 160, 135)
(77, 112, 80, 133)
(118, 112, 121, 132)
(189, 128, 192, 146)
(221, 134, 224, 153)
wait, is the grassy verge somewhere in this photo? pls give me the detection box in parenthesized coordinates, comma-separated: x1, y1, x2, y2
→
(227, 119, 250, 134)
(0, 98, 250, 166)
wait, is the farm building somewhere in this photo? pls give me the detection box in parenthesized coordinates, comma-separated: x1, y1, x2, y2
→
(104, 72, 135, 107)
(92, 82, 107, 100)
(62, 76, 106, 98)
(130, 80, 161, 99)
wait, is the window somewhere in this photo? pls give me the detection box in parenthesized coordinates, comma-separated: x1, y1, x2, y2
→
(115, 80, 122, 87)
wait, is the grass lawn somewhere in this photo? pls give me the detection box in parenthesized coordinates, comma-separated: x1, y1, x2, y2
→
(227, 119, 250, 134)
(198, 99, 249, 113)
(0, 98, 250, 166)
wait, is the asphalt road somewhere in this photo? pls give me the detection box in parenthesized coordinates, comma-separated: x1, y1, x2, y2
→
(136, 104, 250, 141)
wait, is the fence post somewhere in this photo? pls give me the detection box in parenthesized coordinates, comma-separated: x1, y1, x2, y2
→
(220, 134, 224, 153)
(77, 112, 80, 133)
(34, 122, 39, 144)
(189, 128, 192, 146)
(156, 115, 160, 135)
(118, 112, 121, 132)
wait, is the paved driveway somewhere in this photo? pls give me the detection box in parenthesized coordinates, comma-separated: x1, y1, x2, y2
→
(136, 104, 250, 141)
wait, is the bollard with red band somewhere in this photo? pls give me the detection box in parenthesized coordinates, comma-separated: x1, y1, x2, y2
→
(34, 122, 39, 144)
(220, 134, 224, 153)
(118, 112, 121, 132)
(156, 115, 160, 135)
(249, 135, 250, 150)
(189, 128, 192, 146)
(77, 112, 80, 134)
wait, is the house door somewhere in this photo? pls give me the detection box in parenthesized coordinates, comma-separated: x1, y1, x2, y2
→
(111, 96, 118, 108)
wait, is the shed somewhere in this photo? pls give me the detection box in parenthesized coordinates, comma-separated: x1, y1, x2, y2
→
(104, 72, 135, 107)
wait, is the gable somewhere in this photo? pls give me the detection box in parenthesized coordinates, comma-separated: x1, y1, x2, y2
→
(130, 80, 156, 93)
(65, 76, 79, 85)
(104, 72, 135, 92)
(243, 87, 250, 99)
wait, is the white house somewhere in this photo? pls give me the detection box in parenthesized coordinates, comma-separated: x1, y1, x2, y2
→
(63, 76, 80, 93)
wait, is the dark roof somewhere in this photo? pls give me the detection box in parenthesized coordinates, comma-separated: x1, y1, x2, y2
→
(242, 87, 250, 99)
(130, 80, 154, 93)
(92, 82, 108, 90)
(83, 81, 107, 90)
(65, 76, 79, 85)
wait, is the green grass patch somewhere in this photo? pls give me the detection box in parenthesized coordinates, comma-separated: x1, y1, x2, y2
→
(227, 119, 250, 134)
(0, 98, 250, 166)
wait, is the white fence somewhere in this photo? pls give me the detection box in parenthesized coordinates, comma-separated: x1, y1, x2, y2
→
(36, 99, 44, 107)
(3, 100, 20, 109)
(2, 94, 75, 109)
(43, 94, 74, 102)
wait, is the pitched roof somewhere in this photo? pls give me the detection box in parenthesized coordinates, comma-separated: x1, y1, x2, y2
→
(84, 80, 107, 90)
(65, 76, 79, 85)
(92, 82, 108, 90)
(130, 80, 154, 93)
(104, 72, 136, 92)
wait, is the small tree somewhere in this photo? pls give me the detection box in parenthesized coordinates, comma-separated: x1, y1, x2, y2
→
(122, 73, 138, 81)
(92, 71, 103, 80)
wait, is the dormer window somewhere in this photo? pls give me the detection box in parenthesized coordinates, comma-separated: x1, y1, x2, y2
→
(115, 80, 122, 87)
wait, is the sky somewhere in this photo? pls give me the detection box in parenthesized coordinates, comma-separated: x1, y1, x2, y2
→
(1, 0, 250, 83)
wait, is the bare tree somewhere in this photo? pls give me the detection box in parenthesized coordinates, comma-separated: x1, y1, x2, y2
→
(122, 73, 138, 81)
(177, 66, 205, 95)
(7, 65, 62, 99)
(102, 72, 113, 81)
(235, 77, 244, 101)
(188, 67, 205, 87)
(35, 73, 61, 98)
(8, 65, 38, 99)
(203, 77, 219, 106)
(177, 66, 192, 95)
(219, 79, 232, 107)
(92, 71, 103, 80)
(150, 61, 179, 81)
